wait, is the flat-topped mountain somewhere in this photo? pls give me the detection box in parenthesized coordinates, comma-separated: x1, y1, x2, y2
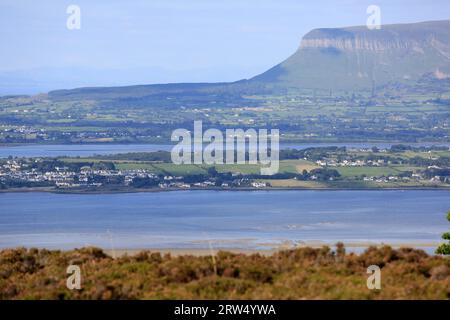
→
(48, 20, 450, 101)
(252, 20, 450, 94)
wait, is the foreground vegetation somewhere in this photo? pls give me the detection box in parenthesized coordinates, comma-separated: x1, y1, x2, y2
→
(0, 245, 449, 299)
(436, 212, 450, 255)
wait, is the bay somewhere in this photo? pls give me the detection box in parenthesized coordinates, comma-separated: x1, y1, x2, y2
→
(0, 190, 449, 253)
(1, 142, 449, 158)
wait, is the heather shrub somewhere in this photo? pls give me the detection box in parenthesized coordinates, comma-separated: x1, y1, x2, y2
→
(1, 245, 449, 300)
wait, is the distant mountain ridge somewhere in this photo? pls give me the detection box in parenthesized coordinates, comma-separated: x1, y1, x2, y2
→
(251, 20, 450, 94)
(48, 20, 450, 101)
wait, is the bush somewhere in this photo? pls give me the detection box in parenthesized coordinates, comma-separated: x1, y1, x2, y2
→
(435, 211, 450, 255)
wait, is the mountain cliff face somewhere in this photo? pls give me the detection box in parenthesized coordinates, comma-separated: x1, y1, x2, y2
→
(251, 20, 450, 94)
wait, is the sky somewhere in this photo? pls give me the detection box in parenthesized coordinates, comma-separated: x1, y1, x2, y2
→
(0, 0, 449, 94)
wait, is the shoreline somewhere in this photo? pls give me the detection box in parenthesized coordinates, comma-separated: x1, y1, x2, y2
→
(1, 140, 450, 146)
(1, 242, 440, 257)
(62, 241, 444, 257)
(2, 141, 450, 153)
(1, 185, 450, 194)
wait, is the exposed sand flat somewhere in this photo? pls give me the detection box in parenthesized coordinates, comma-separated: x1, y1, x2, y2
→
(103, 241, 440, 258)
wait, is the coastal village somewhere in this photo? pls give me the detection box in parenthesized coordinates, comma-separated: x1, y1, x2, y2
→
(0, 158, 260, 190)
(1, 146, 449, 190)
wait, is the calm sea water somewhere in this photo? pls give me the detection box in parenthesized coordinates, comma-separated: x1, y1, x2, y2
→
(1, 142, 449, 158)
(0, 144, 174, 158)
(0, 190, 449, 252)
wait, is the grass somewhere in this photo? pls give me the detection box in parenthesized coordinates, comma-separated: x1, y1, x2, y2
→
(115, 163, 160, 171)
(279, 159, 319, 173)
(153, 163, 208, 175)
(259, 179, 327, 188)
(214, 163, 262, 174)
(336, 166, 408, 177)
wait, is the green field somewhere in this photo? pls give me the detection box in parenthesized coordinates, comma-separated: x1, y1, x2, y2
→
(336, 166, 419, 177)
(63, 158, 318, 176)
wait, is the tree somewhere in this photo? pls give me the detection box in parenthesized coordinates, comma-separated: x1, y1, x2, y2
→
(207, 167, 218, 177)
(435, 211, 450, 255)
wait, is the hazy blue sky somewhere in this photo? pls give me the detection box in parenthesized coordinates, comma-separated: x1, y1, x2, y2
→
(1, 0, 449, 93)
